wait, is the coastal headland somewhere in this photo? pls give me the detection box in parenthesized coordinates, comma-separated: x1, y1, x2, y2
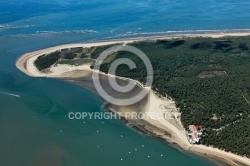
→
(16, 31, 250, 166)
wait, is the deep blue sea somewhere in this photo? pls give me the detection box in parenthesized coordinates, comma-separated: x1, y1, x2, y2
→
(1, 0, 250, 165)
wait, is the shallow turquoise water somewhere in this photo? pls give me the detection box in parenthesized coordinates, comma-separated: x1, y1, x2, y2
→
(1, 0, 250, 165)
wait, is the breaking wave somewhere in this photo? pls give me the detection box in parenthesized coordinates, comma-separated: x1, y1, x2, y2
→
(10, 29, 98, 37)
(103, 29, 250, 39)
(0, 24, 36, 31)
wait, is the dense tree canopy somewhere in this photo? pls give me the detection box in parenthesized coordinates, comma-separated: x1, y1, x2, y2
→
(100, 36, 250, 157)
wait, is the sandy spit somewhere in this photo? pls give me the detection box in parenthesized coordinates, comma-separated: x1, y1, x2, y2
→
(16, 32, 250, 166)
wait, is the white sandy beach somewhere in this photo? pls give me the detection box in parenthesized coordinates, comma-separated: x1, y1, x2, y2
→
(16, 32, 250, 166)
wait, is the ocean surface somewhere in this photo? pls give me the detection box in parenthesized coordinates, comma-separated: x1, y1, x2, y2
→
(1, 0, 250, 165)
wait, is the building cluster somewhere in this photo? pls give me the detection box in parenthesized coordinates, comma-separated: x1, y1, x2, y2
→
(186, 125, 203, 144)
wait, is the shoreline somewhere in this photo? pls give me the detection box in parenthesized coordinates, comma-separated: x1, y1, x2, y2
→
(15, 30, 250, 77)
(16, 31, 250, 166)
(99, 29, 250, 42)
(114, 111, 231, 166)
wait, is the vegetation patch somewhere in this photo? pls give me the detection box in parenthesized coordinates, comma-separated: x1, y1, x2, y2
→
(90, 44, 117, 59)
(56, 58, 95, 66)
(34, 51, 61, 71)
